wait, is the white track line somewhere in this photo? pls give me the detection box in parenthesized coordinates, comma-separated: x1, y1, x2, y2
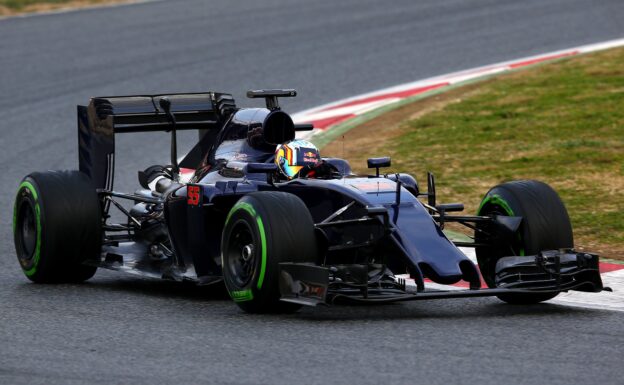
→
(549, 270, 624, 312)
(293, 37, 624, 135)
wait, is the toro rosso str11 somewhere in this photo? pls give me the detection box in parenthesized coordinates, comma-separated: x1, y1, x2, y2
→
(13, 89, 607, 313)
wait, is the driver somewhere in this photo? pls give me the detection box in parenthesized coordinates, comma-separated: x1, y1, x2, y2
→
(275, 139, 323, 179)
(274, 139, 340, 180)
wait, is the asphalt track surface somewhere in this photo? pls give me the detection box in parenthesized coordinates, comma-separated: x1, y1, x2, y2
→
(1, 1, 623, 384)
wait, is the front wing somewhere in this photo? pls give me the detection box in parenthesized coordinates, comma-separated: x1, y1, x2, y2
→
(278, 250, 606, 306)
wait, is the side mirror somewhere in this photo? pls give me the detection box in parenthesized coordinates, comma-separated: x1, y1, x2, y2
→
(367, 157, 391, 177)
(436, 203, 464, 213)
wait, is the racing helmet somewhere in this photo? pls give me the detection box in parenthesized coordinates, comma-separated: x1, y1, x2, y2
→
(275, 139, 321, 179)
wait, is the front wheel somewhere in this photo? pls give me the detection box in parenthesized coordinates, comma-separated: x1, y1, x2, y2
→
(476, 180, 573, 304)
(222, 192, 318, 313)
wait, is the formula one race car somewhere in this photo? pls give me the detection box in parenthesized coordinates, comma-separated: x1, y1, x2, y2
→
(13, 89, 607, 313)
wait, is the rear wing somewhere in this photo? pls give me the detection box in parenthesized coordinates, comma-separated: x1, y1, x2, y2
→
(78, 92, 235, 190)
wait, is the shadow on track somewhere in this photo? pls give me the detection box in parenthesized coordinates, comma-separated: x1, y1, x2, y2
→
(8, 270, 606, 324)
(87, 276, 232, 301)
(295, 299, 599, 322)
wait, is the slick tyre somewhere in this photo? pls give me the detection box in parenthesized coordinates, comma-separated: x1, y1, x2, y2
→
(13, 171, 101, 283)
(476, 180, 573, 304)
(222, 192, 317, 313)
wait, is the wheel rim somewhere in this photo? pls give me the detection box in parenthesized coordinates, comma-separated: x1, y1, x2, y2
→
(226, 220, 257, 287)
(16, 200, 37, 262)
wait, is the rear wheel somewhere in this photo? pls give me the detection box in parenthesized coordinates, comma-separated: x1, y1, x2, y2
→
(222, 192, 317, 313)
(476, 180, 573, 304)
(13, 171, 101, 283)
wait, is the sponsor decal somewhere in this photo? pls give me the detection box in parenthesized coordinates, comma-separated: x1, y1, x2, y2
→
(300, 282, 326, 299)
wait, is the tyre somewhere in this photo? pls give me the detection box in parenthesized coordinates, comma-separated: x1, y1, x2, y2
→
(475, 180, 573, 304)
(222, 192, 318, 313)
(13, 170, 101, 283)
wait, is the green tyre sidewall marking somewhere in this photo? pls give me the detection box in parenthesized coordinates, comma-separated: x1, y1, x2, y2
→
(230, 289, 254, 302)
(255, 216, 267, 290)
(478, 194, 514, 216)
(14, 180, 42, 277)
(223, 200, 268, 302)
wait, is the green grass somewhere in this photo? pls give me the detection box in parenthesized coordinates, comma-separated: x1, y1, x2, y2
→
(0, 0, 121, 13)
(329, 47, 624, 258)
(1, 0, 74, 10)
